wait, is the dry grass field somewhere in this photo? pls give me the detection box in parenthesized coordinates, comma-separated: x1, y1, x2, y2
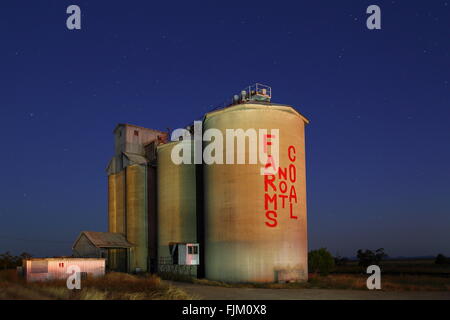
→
(0, 270, 192, 300)
(190, 273, 450, 291)
(1, 259, 449, 300)
(333, 258, 450, 275)
(161, 259, 450, 292)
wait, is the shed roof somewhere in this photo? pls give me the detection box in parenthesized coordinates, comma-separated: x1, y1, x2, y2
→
(73, 231, 133, 249)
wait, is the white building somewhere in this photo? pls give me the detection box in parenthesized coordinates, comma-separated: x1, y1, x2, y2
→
(24, 258, 105, 282)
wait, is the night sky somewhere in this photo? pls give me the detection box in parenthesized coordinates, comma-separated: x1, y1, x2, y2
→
(1, 1, 449, 258)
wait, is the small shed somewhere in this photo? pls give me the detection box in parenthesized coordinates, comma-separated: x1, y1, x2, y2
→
(170, 243, 200, 265)
(72, 231, 133, 272)
(24, 258, 105, 282)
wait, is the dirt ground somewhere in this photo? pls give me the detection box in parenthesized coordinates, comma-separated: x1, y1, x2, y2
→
(167, 281, 450, 300)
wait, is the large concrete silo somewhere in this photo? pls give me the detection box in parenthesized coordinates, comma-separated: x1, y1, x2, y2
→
(156, 141, 198, 276)
(108, 171, 126, 235)
(107, 171, 127, 271)
(203, 102, 309, 283)
(106, 124, 168, 273)
(125, 164, 148, 273)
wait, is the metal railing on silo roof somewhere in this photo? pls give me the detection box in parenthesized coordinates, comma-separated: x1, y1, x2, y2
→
(208, 83, 273, 113)
(179, 83, 273, 131)
(243, 83, 272, 102)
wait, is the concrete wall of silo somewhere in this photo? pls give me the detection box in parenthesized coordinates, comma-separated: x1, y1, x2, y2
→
(126, 165, 148, 272)
(108, 171, 126, 235)
(203, 103, 309, 283)
(156, 141, 197, 277)
(108, 171, 127, 271)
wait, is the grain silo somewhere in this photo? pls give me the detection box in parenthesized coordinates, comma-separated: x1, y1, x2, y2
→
(203, 95, 309, 282)
(156, 140, 199, 276)
(106, 124, 168, 273)
(125, 164, 148, 273)
(102, 84, 308, 281)
(108, 171, 126, 234)
(107, 171, 126, 271)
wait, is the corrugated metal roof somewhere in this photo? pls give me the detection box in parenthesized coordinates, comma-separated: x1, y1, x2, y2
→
(123, 152, 148, 165)
(74, 231, 133, 249)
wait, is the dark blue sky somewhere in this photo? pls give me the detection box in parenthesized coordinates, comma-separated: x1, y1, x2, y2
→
(1, 1, 449, 257)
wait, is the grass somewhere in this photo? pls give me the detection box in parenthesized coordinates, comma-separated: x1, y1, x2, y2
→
(0, 270, 193, 300)
(158, 271, 195, 282)
(334, 259, 450, 275)
(307, 273, 450, 291)
(155, 259, 450, 292)
(189, 273, 450, 291)
(2, 259, 449, 300)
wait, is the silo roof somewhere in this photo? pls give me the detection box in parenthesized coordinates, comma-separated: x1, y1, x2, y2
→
(204, 102, 310, 124)
(123, 152, 148, 165)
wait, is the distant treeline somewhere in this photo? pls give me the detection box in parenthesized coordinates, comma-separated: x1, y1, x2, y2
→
(0, 252, 32, 269)
(308, 248, 388, 275)
(309, 248, 450, 275)
(2, 249, 449, 273)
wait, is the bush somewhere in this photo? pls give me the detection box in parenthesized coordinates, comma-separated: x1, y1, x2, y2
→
(308, 248, 335, 276)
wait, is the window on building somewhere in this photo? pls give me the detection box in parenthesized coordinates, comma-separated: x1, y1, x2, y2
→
(30, 261, 48, 273)
(188, 245, 198, 255)
(134, 130, 139, 136)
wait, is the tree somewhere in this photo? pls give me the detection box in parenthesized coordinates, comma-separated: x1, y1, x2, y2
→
(308, 248, 335, 276)
(19, 252, 32, 260)
(0, 252, 14, 269)
(0, 252, 33, 269)
(374, 248, 387, 263)
(435, 254, 449, 265)
(357, 248, 388, 268)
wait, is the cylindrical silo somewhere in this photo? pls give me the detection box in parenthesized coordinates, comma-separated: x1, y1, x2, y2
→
(157, 141, 197, 276)
(203, 102, 309, 283)
(108, 174, 117, 233)
(126, 164, 148, 272)
(108, 171, 126, 234)
(108, 171, 126, 272)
